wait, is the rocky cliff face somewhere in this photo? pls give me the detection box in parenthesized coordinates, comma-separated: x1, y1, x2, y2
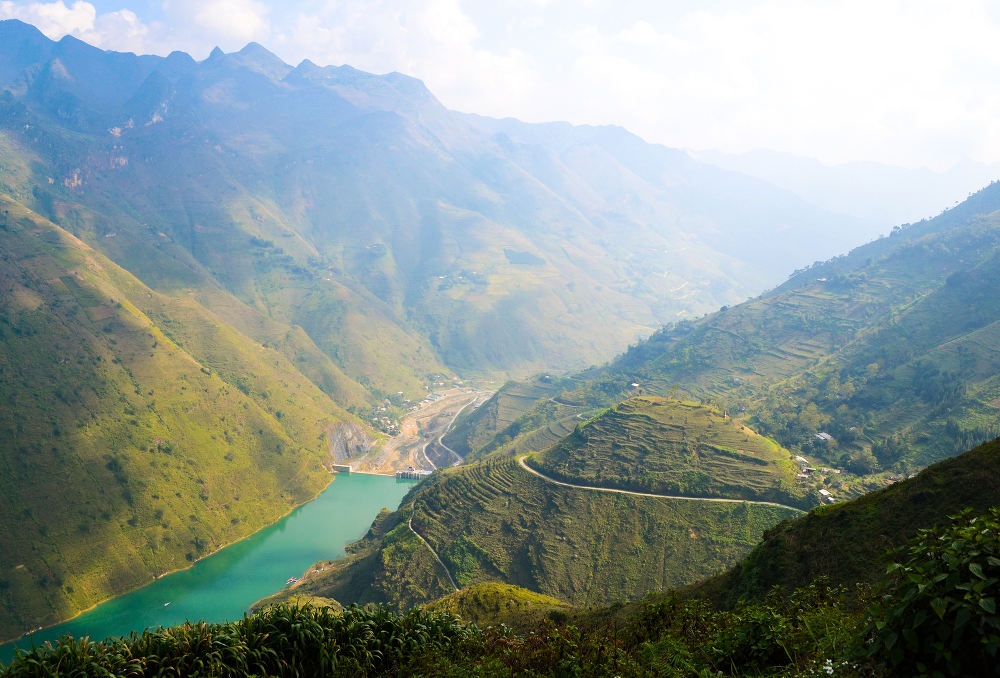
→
(326, 420, 377, 466)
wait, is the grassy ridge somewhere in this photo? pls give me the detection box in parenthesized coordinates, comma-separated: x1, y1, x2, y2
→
(424, 582, 570, 628)
(532, 396, 807, 507)
(265, 456, 798, 613)
(0, 197, 363, 641)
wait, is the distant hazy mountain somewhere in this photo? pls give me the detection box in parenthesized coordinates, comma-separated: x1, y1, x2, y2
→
(0, 18, 883, 380)
(693, 148, 1000, 231)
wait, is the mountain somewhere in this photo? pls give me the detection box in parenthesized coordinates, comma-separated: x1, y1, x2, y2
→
(0, 18, 884, 382)
(258, 400, 802, 613)
(0, 19, 912, 637)
(254, 181, 1000, 618)
(447, 180, 1000, 478)
(5, 438, 999, 676)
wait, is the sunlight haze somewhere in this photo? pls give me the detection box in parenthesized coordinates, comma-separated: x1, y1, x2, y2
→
(2, 0, 999, 171)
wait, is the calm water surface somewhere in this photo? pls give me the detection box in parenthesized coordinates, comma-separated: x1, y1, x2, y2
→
(0, 473, 415, 664)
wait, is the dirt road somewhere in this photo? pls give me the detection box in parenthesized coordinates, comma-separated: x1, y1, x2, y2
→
(349, 389, 491, 474)
(517, 456, 804, 512)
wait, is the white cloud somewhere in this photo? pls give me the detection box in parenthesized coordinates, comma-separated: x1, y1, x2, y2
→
(193, 0, 269, 44)
(270, 0, 541, 117)
(0, 1, 96, 38)
(495, 0, 1000, 169)
(0, 1, 165, 54)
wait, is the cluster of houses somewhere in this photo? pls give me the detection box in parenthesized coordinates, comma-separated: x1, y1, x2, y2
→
(794, 454, 841, 503)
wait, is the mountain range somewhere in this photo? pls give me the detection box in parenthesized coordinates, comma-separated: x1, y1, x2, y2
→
(0, 18, 898, 382)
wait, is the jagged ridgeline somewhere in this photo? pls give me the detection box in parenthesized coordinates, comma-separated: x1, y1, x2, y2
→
(260, 399, 802, 612)
(450, 181, 1000, 474)
(0, 196, 369, 640)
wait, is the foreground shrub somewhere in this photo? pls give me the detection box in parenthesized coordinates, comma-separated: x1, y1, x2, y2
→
(865, 506, 1000, 676)
(1, 603, 477, 677)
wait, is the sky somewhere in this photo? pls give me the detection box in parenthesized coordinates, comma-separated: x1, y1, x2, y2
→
(2, 0, 1000, 171)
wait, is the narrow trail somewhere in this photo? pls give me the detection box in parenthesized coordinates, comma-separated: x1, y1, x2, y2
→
(420, 441, 437, 471)
(436, 397, 481, 466)
(517, 457, 805, 513)
(408, 510, 459, 592)
(420, 393, 482, 470)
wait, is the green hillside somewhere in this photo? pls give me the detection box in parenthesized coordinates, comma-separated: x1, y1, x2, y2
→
(531, 396, 808, 507)
(691, 433, 1000, 605)
(262, 436, 800, 613)
(424, 582, 571, 628)
(454, 183, 1000, 481)
(0, 196, 369, 642)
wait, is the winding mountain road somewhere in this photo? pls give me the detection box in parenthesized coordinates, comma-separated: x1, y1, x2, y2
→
(408, 511, 459, 592)
(517, 456, 804, 513)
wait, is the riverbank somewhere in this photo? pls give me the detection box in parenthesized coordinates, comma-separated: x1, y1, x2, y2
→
(0, 474, 416, 663)
(0, 467, 346, 647)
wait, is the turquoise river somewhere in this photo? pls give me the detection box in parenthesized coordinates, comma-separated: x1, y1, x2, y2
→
(0, 473, 416, 664)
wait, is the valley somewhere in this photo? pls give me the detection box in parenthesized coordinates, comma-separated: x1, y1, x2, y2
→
(0, 15, 999, 675)
(260, 399, 804, 614)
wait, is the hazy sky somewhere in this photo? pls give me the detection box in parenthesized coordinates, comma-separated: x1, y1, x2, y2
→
(3, 0, 1000, 171)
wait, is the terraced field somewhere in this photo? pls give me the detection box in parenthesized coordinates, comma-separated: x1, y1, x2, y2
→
(531, 397, 807, 507)
(267, 455, 800, 611)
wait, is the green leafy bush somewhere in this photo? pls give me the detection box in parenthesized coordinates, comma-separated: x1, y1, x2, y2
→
(865, 507, 1000, 676)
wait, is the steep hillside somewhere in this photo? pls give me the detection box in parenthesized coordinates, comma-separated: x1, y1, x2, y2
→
(261, 411, 802, 613)
(691, 434, 1000, 605)
(0, 18, 880, 382)
(441, 374, 588, 460)
(454, 182, 1000, 477)
(0, 196, 367, 642)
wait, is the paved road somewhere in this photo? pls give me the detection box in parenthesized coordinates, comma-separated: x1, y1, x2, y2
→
(517, 457, 804, 513)
(408, 510, 459, 591)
